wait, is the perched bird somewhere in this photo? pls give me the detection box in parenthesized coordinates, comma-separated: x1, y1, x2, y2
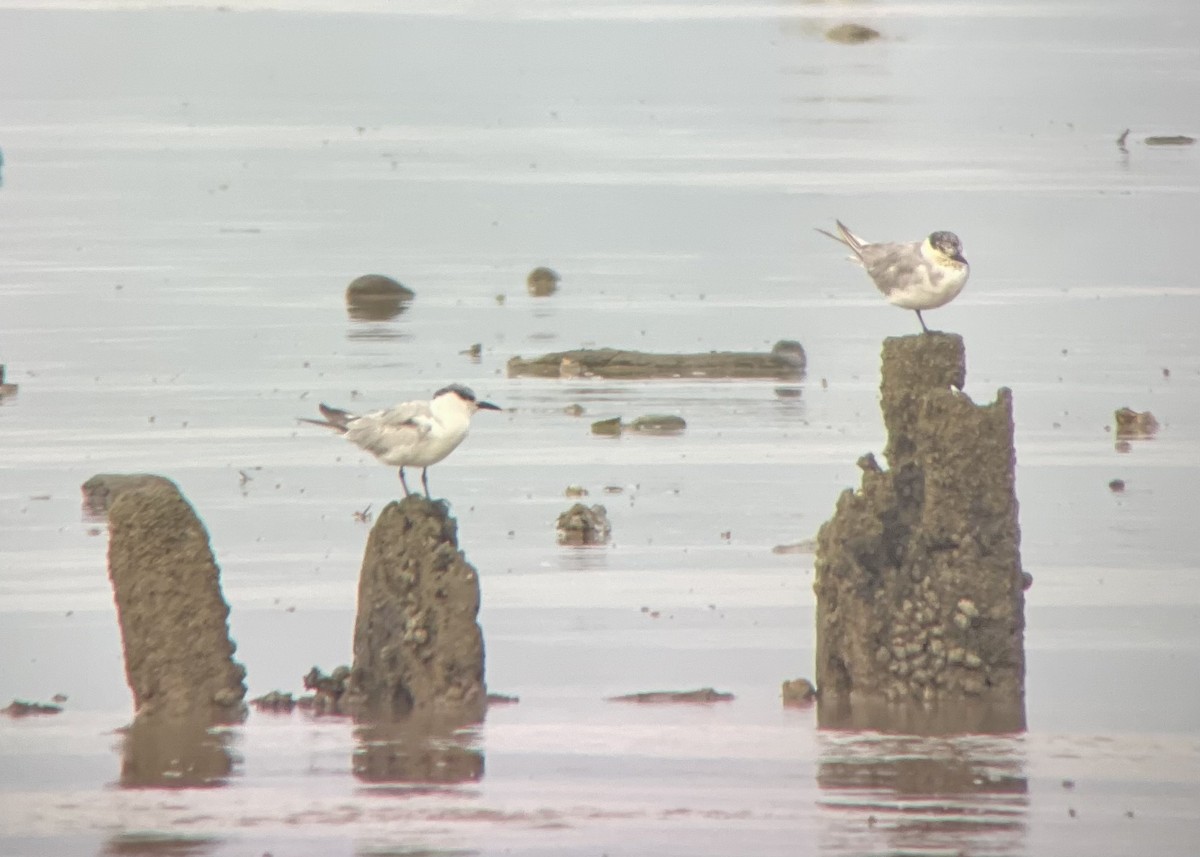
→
(817, 220, 969, 333)
(301, 384, 501, 497)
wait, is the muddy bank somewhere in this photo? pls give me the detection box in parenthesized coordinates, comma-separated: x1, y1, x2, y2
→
(344, 496, 486, 723)
(814, 334, 1025, 732)
(507, 339, 806, 379)
(102, 475, 247, 725)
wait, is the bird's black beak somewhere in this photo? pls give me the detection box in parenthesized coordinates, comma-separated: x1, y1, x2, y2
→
(477, 401, 502, 411)
(952, 252, 967, 264)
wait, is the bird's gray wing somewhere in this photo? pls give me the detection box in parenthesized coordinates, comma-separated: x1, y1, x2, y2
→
(859, 241, 925, 296)
(344, 400, 435, 459)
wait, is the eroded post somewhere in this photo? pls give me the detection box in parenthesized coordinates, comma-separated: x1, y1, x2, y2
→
(104, 475, 248, 725)
(344, 495, 486, 723)
(814, 333, 1026, 732)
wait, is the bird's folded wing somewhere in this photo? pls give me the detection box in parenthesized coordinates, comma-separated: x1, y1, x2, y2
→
(345, 401, 430, 451)
(862, 242, 923, 295)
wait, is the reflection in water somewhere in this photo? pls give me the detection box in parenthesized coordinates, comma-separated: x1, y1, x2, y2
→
(818, 696, 1026, 736)
(345, 323, 412, 342)
(118, 714, 237, 789)
(353, 720, 484, 786)
(818, 730, 1027, 857)
(102, 833, 221, 857)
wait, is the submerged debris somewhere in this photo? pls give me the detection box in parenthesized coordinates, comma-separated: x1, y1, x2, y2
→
(508, 340, 806, 380)
(300, 665, 352, 715)
(556, 503, 612, 546)
(825, 23, 881, 44)
(772, 538, 817, 555)
(1144, 135, 1195, 146)
(627, 414, 687, 435)
(1114, 407, 1159, 438)
(609, 688, 735, 704)
(590, 414, 687, 436)
(2, 699, 63, 717)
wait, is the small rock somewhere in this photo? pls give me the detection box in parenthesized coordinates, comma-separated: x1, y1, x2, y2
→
(590, 417, 623, 436)
(526, 266, 560, 296)
(486, 693, 520, 706)
(556, 503, 612, 546)
(563, 403, 585, 417)
(250, 690, 296, 713)
(781, 678, 817, 707)
(1062, 778, 1076, 789)
(1114, 407, 1159, 438)
(825, 23, 881, 44)
(1108, 479, 1126, 493)
(345, 274, 414, 322)
(302, 665, 351, 716)
(564, 485, 589, 498)
(627, 414, 687, 435)
(461, 343, 482, 360)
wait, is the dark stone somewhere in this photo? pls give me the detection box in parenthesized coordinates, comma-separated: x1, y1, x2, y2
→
(826, 23, 882, 44)
(782, 678, 817, 707)
(526, 266, 560, 296)
(104, 476, 247, 724)
(627, 414, 687, 435)
(508, 339, 806, 380)
(814, 334, 1025, 732)
(343, 497, 486, 723)
(345, 274, 414, 322)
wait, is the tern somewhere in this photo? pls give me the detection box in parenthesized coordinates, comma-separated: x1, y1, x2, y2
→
(817, 220, 969, 333)
(301, 384, 501, 497)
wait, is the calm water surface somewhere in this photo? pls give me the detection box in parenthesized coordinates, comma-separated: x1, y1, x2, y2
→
(1, 1, 1199, 855)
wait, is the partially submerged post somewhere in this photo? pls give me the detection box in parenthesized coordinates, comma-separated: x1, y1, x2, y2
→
(814, 333, 1026, 732)
(344, 495, 486, 723)
(102, 475, 247, 725)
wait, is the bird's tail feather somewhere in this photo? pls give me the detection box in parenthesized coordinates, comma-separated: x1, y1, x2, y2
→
(815, 220, 867, 261)
(297, 403, 354, 433)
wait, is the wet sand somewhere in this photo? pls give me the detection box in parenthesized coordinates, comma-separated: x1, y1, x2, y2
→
(2, 1, 1199, 855)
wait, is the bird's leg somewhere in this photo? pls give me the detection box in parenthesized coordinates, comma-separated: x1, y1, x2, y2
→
(421, 467, 431, 497)
(915, 310, 930, 333)
(398, 468, 410, 497)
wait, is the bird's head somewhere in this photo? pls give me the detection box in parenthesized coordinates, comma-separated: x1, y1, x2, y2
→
(434, 383, 502, 413)
(927, 231, 967, 266)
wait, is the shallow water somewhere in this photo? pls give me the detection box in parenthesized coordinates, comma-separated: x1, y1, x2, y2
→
(2, 1, 1199, 854)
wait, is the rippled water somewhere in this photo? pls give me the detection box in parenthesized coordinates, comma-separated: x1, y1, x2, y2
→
(2, 1, 1199, 855)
